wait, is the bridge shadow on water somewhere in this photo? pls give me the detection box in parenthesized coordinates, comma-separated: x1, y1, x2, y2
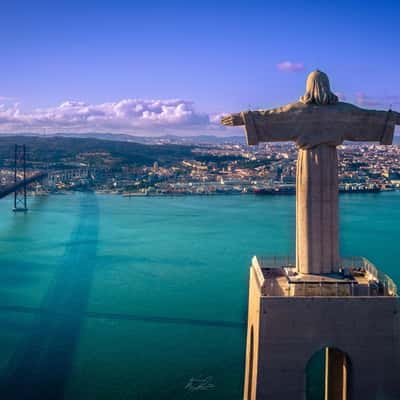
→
(0, 194, 99, 400)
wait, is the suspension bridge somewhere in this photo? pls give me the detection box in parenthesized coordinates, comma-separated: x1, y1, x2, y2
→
(0, 144, 93, 211)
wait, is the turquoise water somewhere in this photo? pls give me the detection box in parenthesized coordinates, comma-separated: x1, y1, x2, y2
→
(0, 192, 399, 399)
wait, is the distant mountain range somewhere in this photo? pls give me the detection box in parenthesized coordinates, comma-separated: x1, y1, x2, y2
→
(1, 132, 399, 145)
(0, 135, 197, 168)
(0, 132, 246, 145)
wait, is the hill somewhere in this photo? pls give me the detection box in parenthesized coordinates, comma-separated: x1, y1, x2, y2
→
(0, 136, 196, 168)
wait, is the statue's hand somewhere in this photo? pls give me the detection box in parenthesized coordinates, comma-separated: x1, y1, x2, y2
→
(221, 113, 244, 126)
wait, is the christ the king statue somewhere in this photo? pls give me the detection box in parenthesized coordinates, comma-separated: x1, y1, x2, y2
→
(222, 70, 400, 275)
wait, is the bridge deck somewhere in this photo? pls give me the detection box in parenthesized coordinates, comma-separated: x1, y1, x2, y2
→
(0, 172, 47, 199)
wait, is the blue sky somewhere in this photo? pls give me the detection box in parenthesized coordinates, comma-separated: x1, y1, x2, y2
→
(1, 0, 399, 135)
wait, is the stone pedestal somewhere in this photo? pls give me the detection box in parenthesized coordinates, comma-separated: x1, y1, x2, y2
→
(244, 257, 400, 400)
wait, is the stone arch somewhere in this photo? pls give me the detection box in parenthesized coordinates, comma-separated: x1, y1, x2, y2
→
(305, 346, 351, 400)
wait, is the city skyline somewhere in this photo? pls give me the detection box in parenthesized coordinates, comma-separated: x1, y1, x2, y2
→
(1, 0, 400, 135)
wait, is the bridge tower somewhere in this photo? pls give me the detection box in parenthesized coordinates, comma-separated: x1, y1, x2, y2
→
(13, 144, 28, 212)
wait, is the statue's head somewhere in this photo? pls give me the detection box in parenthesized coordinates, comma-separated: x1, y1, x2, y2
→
(300, 70, 338, 105)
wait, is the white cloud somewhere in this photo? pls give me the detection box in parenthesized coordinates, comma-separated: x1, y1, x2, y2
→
(276, 61, 304, 72)
(0, 95, 17, 102)
(355, 93, 400, 110)
(0, 98, 226, 135)
(355, 92, 382, 107)
(383, 95, 400, 107)
(209, 112, 228, 124)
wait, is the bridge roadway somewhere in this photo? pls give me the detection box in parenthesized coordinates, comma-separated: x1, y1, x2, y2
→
(0, 172, 47, 199)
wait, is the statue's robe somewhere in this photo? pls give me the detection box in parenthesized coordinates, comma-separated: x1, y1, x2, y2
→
(241, 102, 399, 274)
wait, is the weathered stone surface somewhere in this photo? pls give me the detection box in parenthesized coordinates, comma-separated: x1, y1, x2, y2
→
(240, 101, 397, 148)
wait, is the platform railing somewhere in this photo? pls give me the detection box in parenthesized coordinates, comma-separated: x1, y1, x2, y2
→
(340, 256, 397, 296)
(255, 255, 295, 268)
(255, 255, 398, 297)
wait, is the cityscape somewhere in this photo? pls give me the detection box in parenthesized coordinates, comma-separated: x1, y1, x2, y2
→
(2, 0, 400, 398)
(1, 136, 400, 197)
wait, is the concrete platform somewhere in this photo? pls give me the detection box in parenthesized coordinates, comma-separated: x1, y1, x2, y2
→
(244, 256, 400, 400)
(252, 255, 397, 297)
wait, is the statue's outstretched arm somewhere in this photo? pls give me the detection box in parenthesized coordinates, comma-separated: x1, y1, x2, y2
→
(221, 108, 298, 145)
(244, 109, 299, 145)
(342, 108, 399, 145)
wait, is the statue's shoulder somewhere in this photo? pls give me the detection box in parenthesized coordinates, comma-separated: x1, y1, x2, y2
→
(259, 101, 373, 116)
(265, 102, 306, 114)
(334, 102, 362, 111)
(301, 101, 365, 114)
(295, 102, 360, 111)
(335, 102, 391, 116)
